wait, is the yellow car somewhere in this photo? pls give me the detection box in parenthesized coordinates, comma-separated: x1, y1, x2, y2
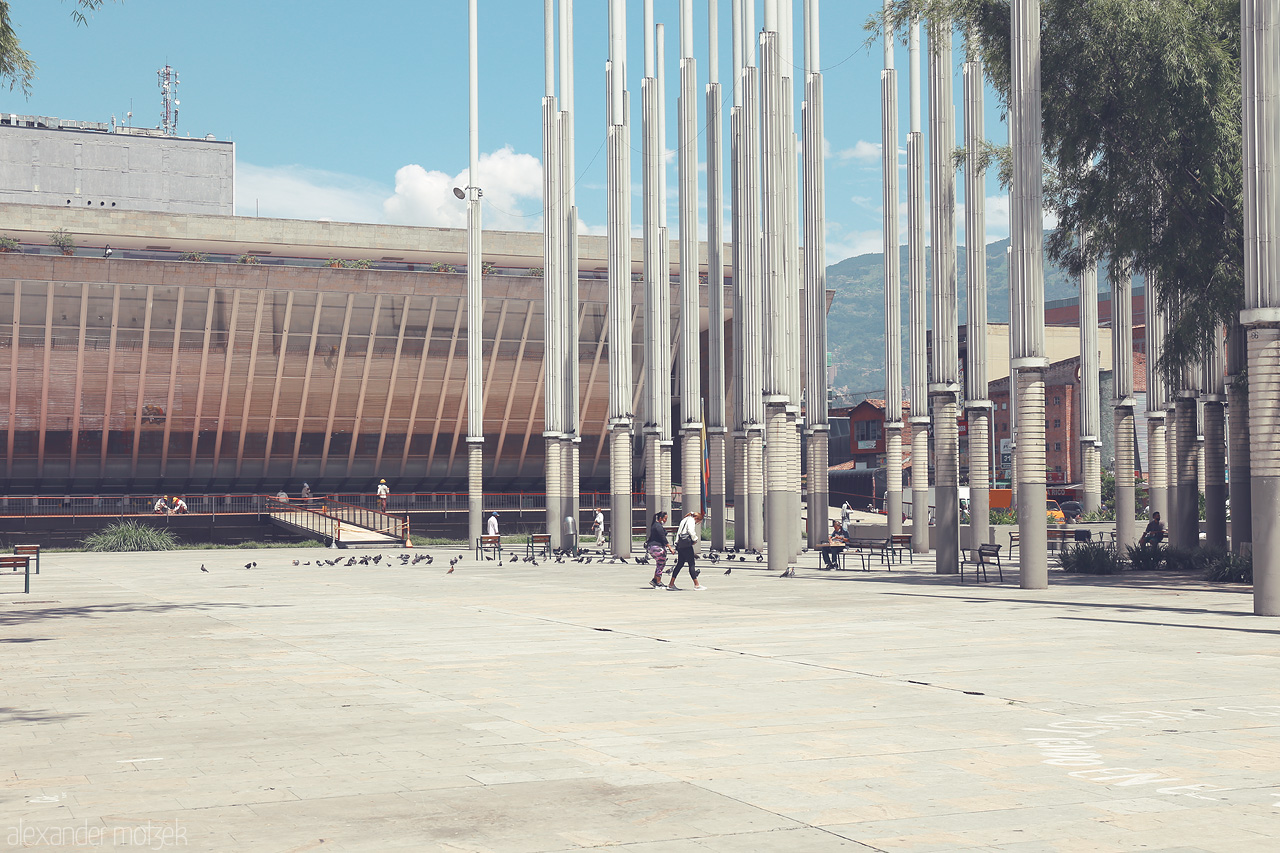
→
(1046, 500, 1066, 523)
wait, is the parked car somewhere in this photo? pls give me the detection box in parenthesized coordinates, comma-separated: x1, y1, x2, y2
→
(1060, 500, 1083, 522)
(1046, 500, 1066, 523)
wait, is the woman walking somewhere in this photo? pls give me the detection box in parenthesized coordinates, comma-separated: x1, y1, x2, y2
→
(669, 510, 706, 590)
(645, 512, 673, 588)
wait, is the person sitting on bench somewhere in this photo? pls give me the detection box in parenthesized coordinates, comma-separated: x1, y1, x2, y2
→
(819, 521, 849, 570)
(1139, 511, 1166, 549)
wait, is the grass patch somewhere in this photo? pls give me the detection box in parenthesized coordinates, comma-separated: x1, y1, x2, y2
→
(81, 521, 179, 552)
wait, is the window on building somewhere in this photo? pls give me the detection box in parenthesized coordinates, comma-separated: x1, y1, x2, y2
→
(1054, 396, 1061, 405)
(854, 419, 883, 444)
(1054, 419, 1061, 429)
(1054, 442, 1061, 451)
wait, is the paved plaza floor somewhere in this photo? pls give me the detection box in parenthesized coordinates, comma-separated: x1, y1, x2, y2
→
(2, 545, 1278, 852)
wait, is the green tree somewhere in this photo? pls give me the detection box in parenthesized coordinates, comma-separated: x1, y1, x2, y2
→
(1, 1, 112, 95)
(871, 1, 1242, 378)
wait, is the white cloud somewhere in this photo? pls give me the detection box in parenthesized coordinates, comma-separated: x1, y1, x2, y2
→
(383, 146, 544, 231)
(830, 139, 883, 164)
(235, 163, 388, 223)
(825, 220, 884, 263)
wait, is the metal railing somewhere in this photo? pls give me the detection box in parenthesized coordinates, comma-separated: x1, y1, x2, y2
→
(264, 495, 408, 544)
(0, 491, 648, 518)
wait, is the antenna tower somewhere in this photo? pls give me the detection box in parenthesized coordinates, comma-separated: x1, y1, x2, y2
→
(158, 65, 180, 136)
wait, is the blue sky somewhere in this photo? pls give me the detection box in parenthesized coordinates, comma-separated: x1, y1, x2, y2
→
(8, 1, 1011, 263)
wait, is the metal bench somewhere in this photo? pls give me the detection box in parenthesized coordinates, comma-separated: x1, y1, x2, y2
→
(961, 543, 1004, 583)
(1, 554, 31, 594)
(889, 534, 912, 564)
(13, 544, 39, 575)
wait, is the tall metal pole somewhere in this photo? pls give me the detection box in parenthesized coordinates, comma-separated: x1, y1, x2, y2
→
(929, 15, 960, 573)
(657, 22, 674, 521)
(561, 0, 581, 546)
(740, 2, 764, 550)
(642, 0, 662, 525)
(906, 18, 929, 554)
(1145, 275, 1168, 522)
(1111, 263, 1137, 550)
(1203, 329, 1228, 548)
(1011, 0, 1048, 586)
(963, 43, 990, 548)
(542, 0, 564, 550)
(678, 0, 702, 525)
(1173, 359, 1200, 549)
(1241, 0, 1277, 615)
(1226, 319, 1251, 554)
(882, 2, 904, 538)
(762, 0, 794, 572)
(803, 0, 828, 548)
(1079, 249, 1102, 515)
(707, 0, 729, 549)
(607, 0, 634, 557)
(466, 0, 485, 547)
(782, 0, 803, 561)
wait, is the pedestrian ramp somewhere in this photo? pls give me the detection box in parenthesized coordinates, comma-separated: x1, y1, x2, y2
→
(265, 496, 408, 547)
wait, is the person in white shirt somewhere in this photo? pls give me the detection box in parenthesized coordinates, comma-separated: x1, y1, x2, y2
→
(592, 507, 605, 546)
(668, 511, 706, 590)
(487, 511, 499, 537)
(375, 479, 390, 511)
(153, 496, 170, 515)
(841, 500, 852, 526)
(172, 496, 188, 515)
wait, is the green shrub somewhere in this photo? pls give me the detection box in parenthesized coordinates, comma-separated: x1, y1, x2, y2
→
(237, 254, 261, 264)
(991, 508, 1017, 525)
(49, 228, 74, 253)
(0, 235, 19, 251)
(1204, 550, 1252, 583)
(1126, 544, 1165, 571)
(1079, 509, 1115, 522)
(1058, 541, 1123, 574)
(178, 251, 209, 262)
(82, 521, 179, 552)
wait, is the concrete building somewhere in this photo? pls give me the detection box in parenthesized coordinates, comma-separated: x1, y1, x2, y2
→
(0, 114, 234, 216)
(0, 204, 728, 495)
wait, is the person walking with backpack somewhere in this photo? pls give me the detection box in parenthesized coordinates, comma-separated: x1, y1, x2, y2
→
(668, 510, 705, 590)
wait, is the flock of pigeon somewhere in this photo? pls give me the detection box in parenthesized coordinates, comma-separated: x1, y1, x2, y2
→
(197, 545, 801, 578)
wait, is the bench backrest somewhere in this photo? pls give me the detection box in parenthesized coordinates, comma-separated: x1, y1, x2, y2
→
(13, 544, 38, 556)
(0, 555, 30, 570)
(531, 533, 550, 543)
(479, 535, 501, 546)
(978, 543, 1001, 557)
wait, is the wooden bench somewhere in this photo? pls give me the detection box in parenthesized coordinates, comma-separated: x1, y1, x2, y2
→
(13, 544, 39, 575)
(1008, 531, 1020, 553)
(475, 535, 502, 561)
(1, 554, 31, 594)
(961, 543, 1004, 583)
(526, 533, 551, 558)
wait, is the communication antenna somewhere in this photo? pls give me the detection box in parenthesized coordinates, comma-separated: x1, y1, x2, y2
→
(158, 65, 180, 136)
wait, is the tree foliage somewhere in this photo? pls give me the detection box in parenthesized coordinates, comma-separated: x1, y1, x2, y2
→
(0, 1, 112, 95)
(869, 1, 1243, 379)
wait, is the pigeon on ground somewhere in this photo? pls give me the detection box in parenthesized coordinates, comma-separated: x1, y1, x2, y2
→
(756, 555, 764, 562)
(304, 561, 311, 566)
(200, 564, 208, 573)
(447, 557, 458, 574)
(346, 557, 357, 567)
(709, 552, 720, 564)
(779, 567, 794, 578)
(724, 566, 732, 575)
(292, 560, 300, 566)
(244, 562, 254, 570)
(424, 555, 433, 565)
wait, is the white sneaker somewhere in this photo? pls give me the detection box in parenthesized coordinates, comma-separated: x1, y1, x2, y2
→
(694, 585, 708, 591)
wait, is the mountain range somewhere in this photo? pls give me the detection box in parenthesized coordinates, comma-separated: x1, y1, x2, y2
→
(824, 237, 1084, 397)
